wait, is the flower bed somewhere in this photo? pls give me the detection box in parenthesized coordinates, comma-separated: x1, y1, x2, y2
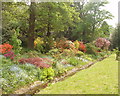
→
(13, 55, 109, 94)
(1, 38, 112, 94)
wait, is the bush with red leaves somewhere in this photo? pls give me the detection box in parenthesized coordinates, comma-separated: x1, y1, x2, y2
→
(19, 57, 52, 68)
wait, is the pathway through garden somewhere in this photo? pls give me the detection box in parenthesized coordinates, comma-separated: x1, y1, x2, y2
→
(36, 54, 118, 94)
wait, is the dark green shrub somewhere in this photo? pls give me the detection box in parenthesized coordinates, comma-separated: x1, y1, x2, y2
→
(86, 43, 97, 55)
(10, 29, 22, 54)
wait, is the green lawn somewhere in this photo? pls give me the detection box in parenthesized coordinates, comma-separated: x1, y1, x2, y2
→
(36, 54, 118, 94)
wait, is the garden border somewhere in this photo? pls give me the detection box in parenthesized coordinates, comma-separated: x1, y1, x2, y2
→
(12, 55, 109, 95)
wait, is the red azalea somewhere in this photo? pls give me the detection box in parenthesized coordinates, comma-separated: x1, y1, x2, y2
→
(78, 41, 86, 52)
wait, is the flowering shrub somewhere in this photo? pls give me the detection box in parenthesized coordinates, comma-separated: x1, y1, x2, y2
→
(0, 43, 13, 54)
(34, 37, 44, 47)
(4, 51, 15, 60)
(55, 40, 75, 51)
(19, 57, 52, 68)
(55, 40, 66, 50)
(0, 43, 15, 60)
(78, 41, 86, 52)
(64, 40, 75, 49)
(95, 38, 110, 49)
(74, 40, 86, 52)
(74, 40, 80, 49)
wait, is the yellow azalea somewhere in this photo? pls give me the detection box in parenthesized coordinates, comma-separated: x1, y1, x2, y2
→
(34, 37, 44, 46)
(74, 40, 80, 49)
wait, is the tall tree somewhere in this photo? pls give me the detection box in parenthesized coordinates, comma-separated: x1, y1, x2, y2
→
(2, 2, 28, 43)
(72, 1, 113, 42)
(97, 21, 110, 38)
(27, 2, 36, 49)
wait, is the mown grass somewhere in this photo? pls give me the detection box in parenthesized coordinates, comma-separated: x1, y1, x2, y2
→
(36, 54, 118, 94)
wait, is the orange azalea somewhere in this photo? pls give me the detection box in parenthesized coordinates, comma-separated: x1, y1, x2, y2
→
(0, 43, 13, 54)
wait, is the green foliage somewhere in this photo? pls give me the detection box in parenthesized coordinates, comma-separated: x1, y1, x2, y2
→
(42, 36, 55, 53)
(1, 56, 42, 93)
(2, 2, 28, 43)
(1, 55, 13, 67)
(10, 28, 22, 54)
(97, 21, 110, 38)
(116, 51, 120, 61)
(113, 48, 120, 61)
(76, 51, 85, 57)
(110, 25, 119, 49)
(2, 2, 113, 49)
(47, 48, 60, 55)
(28, 50, 41, 57)
(40, 67, 55, 81)
(62, 49, 76, 57)
(66, 57, 80, 66)
(34, 43, 44, 53)
(71, 2, 113, 42)
(86, 43, 97, 55)
(54, 62, 69, 76)
(86, 44, 96, 55)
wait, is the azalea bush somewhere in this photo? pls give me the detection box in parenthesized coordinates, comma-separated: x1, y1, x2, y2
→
(95, 38, 111, 50)
(78, 41, 86, 52)
(55, 38, 75, 51)
(0, 43, 13, 54)
(55, 39, 86, 54)
(0, 43, 15, 60)
(74, 40, 86, 52)
(34, 37, 44, 52)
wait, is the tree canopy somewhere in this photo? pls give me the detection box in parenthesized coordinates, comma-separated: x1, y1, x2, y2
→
(2, 1, 114, 50)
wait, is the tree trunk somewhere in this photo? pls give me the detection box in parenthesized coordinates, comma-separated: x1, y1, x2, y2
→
(27, 2, 35, 49)
(46, 6, 51, 37)
(47, 21, 51, 36)
(82, 29, 86, 42)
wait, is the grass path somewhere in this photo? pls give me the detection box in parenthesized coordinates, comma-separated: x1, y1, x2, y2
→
(37, 54, 118, 94)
